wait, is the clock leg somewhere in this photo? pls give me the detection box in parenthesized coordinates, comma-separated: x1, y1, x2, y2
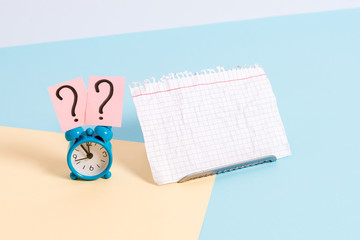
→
(70, 172, 77, 180)
(103, 171, 111, 179)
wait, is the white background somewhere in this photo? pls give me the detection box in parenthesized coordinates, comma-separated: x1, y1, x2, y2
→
(0, 0, 360, 47)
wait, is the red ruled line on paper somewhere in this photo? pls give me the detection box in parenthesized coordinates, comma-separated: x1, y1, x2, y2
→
(132, 74, 266, 98)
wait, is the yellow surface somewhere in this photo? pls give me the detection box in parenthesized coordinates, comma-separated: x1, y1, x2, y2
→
(0, 126, 215, 240)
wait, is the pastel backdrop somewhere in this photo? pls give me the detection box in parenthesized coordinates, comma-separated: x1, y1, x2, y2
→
(0, 8, 360, 239)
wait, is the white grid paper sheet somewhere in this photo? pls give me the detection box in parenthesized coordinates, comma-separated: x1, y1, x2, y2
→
(130, 66, 291, 185)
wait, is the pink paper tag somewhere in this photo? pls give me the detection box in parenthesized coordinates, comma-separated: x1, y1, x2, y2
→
(86, 76, 125, 127)
(48, 77, 88, 132)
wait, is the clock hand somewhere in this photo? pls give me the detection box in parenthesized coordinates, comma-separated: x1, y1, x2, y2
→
(87, 144, 91, 154)
(75, 157, 88, 161)
(80, 144, 90, 155)
(80, 144, 94, 159)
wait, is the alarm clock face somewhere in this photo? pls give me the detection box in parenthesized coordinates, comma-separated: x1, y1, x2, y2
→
(70, 142, 110, 177)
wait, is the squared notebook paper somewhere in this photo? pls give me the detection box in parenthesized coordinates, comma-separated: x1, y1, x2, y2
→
(130, 65, 291, 185)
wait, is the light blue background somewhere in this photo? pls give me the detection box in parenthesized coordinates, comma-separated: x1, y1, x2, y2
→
(1, 8, 359, 239)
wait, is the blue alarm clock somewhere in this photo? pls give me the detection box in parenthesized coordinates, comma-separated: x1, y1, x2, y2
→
(65, 126, 113, 180)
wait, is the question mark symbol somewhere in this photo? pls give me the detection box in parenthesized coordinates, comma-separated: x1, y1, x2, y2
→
(95, 79, 114, 120)
(56, 85, 78, 122)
